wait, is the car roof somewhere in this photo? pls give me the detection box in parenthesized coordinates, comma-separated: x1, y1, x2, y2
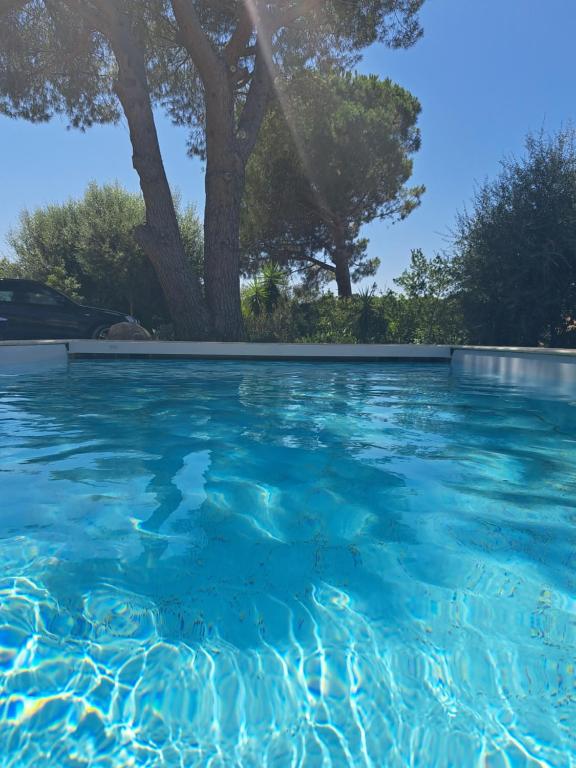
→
(0, 279, 45, 289)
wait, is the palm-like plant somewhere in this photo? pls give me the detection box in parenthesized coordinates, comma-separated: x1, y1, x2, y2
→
(242, 263, 288, 317)
(243, 279, 269, 317)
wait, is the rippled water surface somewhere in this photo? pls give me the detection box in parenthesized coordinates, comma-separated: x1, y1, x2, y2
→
(0, 361, 575, 767)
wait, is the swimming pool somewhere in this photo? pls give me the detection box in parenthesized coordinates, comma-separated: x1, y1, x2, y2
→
(0, 361, 574, 766)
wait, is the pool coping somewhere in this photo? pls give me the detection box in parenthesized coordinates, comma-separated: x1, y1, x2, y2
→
(2, 341, 575, 394)
(1, 339, 576, 362)
(0, 339, 453, 362)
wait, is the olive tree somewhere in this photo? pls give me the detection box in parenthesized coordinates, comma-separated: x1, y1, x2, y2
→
(5, 182, 203, 328)
(453, 129, 576, 347)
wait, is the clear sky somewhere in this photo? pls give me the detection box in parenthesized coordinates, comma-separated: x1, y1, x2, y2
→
(1, 0, 575, 290)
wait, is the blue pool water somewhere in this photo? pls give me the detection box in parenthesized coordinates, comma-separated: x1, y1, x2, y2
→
(0, 361, 575, 767)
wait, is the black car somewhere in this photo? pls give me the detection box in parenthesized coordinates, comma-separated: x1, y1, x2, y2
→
(0, 279, 139, 340)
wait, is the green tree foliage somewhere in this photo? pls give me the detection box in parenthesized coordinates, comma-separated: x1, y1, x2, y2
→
(0, 0, 209, 339)
(242, 287, 466, 345)
(452, 129, 576, 347)
(0, 256, 16, 278)
(242, 70, 424, 297)
(0, 0, 425, 339)
(395, 248, 453, 298)
(242, 263, 287, 318)
(0, 0, 119, 127)
(393, 247, 465, 343)
(5, 182, 203, 329)
(241, 247, 465, 346)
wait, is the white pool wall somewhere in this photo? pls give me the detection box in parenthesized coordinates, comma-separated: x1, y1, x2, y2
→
(451, 347, 576, 398)
(1, 341, 576, 400)
(0, 342, 68, 373)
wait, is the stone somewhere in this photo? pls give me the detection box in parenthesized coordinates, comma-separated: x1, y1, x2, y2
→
(106, 322, 151, 341)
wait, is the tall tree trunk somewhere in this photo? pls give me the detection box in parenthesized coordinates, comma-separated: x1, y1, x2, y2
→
(109, 19, 210, 340)
(332, 222, 353, 298)
(203, 94, 245, 341)
(549, 313, 559, 347)
(168, 1, 281, 341)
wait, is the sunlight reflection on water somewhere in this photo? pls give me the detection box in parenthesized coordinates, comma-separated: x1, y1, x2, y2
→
(0, 361, 575, 766)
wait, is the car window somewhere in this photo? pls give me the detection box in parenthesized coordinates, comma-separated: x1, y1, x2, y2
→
(19, 289, 64, 306)
(0, 290, 15, 303)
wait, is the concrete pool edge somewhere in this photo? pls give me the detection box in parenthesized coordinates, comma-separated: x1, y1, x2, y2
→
(1, 340, 453, 363)
(1, 341, 576, 395)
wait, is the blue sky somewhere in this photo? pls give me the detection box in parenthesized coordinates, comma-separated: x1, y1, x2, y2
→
(1, 0, 575, 289)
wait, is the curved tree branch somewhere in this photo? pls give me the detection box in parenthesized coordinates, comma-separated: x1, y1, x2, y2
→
(170, 0, 224, 85)
(236, 38, 273, 160)
(224, 1, 254, 66)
